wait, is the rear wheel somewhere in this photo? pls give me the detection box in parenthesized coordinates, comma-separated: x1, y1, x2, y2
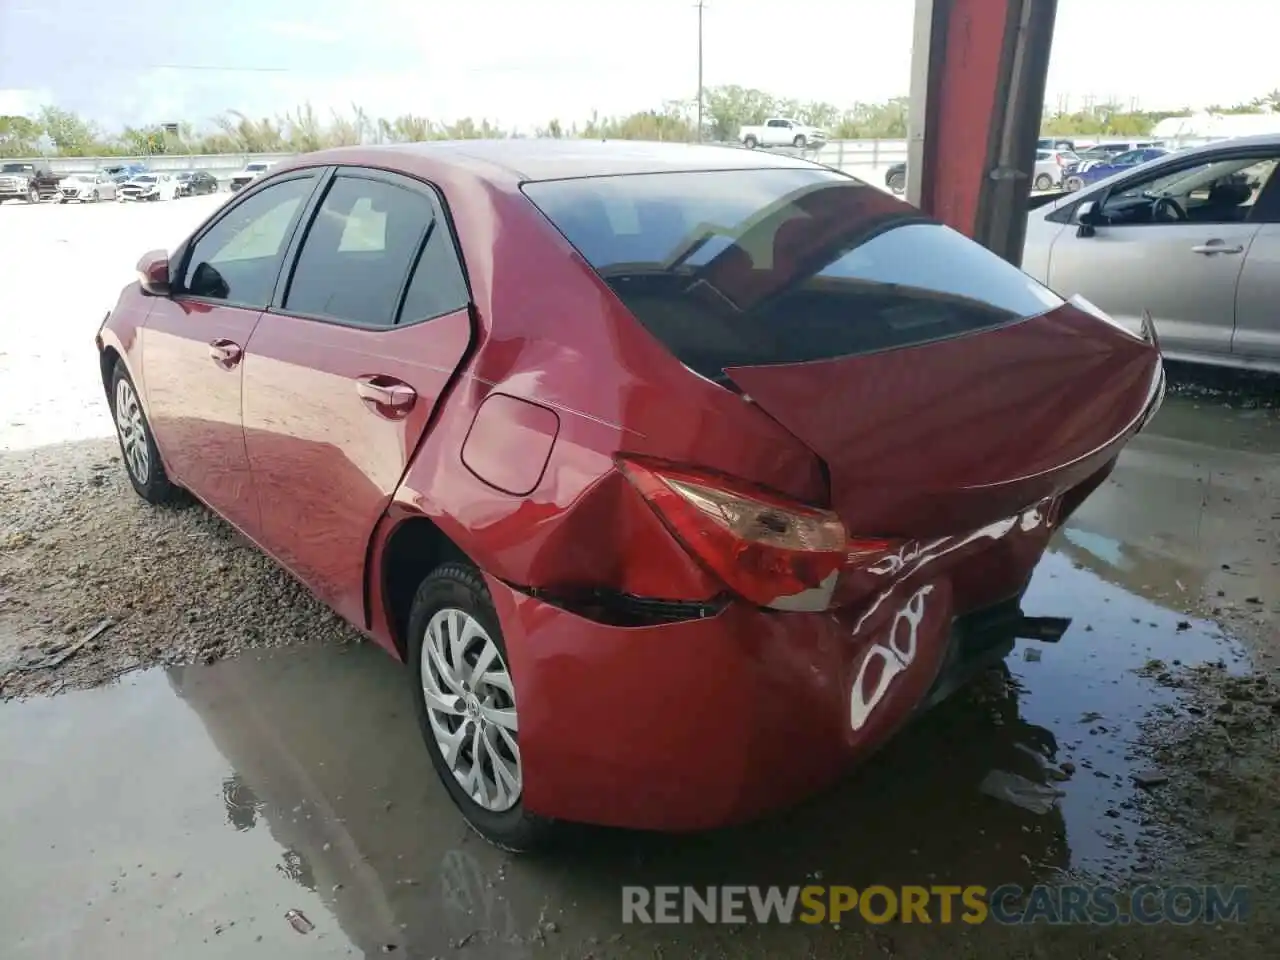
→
(743, 136, 758, 149)
(1065, 176, 1083, 192)
(407, 562, 554, 852)
(1034, 173, 1054, 191)
(110, 362, 181, 505)
(792, 134, 807, 148)
(27, 185, 38, 203)
(887, 170, 906, 194)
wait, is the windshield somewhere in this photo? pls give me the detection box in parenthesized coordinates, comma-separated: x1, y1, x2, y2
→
(523, 169, 1061, 380)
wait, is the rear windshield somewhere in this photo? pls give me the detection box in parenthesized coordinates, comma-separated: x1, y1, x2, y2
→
(523, 168, 1062, 380)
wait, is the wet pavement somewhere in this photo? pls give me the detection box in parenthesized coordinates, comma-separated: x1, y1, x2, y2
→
(1, 393, 1277, 959)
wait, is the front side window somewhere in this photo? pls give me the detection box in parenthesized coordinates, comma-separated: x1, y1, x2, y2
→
(1099, 153, 1280, 225)
(284, 174, 435, 327)
(524, 168, 1062, 381)
(182, 176, 316, 305)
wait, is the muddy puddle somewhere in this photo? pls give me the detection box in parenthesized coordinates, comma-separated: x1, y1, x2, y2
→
(0, 395, 1276, 958)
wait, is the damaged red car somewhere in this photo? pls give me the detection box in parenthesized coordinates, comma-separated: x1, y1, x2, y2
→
(96, 141, 1164, 850)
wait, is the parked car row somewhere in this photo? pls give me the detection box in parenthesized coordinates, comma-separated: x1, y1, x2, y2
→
(1063, 147, 1169, 191)
(0, 160, 225, 205)
(883, 149, 1080, 195)
(58, 170, 221, 202)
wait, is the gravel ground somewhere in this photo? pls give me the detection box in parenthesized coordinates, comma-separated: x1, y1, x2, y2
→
(0, 438, 362, 699)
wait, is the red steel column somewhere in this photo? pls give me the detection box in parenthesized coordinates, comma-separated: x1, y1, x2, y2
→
(906, 0, 1058, 267)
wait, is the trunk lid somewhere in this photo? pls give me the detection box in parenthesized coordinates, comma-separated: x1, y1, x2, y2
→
(519, 168, 1160, 539)
(725, 302, 1161, 539)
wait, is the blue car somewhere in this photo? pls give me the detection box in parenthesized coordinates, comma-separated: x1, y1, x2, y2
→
(1064, 148, 1167, 191)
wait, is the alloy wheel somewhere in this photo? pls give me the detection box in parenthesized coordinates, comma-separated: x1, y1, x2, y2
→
(420, 608, 521, 812)
(114, 378, 150, 483)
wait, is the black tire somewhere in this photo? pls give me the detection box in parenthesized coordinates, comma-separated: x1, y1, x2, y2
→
(407, 561, 554, 852)
(743, 136, 758, 149)
(91, 189, 99, 202)
(1034, 173, 1054, 191)
(109, 361, 181, 505)
(887, 171, 906, 194)
(27, 185, 39, 203)
(792, 134, 807, 148)
(58, 198, 67, 204)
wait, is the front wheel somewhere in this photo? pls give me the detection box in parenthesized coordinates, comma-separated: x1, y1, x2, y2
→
(887, 171, 906, 194)
(1065, 176, 1084, 192)
(792, 134, 807, 148)
(407, 562, 554, 852)
(27, 185, 39, 203)
(110, 361, 181, 505)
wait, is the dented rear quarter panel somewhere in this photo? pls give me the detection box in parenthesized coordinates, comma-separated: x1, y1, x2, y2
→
(378, 166, 827, 607)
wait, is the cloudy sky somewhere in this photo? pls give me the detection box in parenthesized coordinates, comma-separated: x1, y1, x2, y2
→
(1, 0, 1277, 131)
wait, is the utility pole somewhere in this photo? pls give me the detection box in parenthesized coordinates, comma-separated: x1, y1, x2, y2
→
(695, 0, 706, 141)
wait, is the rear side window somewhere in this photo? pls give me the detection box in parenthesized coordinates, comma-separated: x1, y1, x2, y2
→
(400, 223, 470, 322)
(285, 175, 434, 327)
(523, 169, 1062, 380)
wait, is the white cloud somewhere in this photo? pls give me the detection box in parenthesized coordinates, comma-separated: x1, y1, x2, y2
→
(0, 88, 52, 115)
(262, 20, 345, 44)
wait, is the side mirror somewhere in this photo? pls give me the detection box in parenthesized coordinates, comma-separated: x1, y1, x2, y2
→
(137, 249, 171, 296)
(1075, 200, 1099, 238)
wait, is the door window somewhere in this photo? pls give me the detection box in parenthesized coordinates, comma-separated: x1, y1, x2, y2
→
(284, 175, 435, 327)
(398, 223, 470, 323)
(182, 176, 316, 306)
(1099, 154, 1280, 225)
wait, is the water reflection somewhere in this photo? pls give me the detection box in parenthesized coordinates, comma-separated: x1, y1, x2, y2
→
(222, 773, 264, 832)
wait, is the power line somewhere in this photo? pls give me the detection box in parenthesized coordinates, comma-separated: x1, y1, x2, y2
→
(694, 0, 707, 140)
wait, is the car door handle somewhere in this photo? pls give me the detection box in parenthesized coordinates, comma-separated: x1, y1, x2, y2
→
(1190, 242, 1244, 255)
(208, 338, 242, 365)
(356, 376, 416, 413)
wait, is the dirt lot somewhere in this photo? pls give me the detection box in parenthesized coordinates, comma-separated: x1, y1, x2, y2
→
(1, 196, 1279, 958)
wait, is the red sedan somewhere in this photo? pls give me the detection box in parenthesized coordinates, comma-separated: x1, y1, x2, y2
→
(96, 141, 1164, 850)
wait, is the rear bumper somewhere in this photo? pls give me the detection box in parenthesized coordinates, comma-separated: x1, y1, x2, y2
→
(486, 506, 1060, 832)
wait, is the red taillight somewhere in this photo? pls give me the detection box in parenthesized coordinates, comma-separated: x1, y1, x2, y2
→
(617, 456, 896, 612)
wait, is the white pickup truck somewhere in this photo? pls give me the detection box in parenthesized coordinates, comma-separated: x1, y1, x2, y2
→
(739, 118, 828, 150)
(229, 160, 276, 193)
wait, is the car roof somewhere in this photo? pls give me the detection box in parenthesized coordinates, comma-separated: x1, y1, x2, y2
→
(290, 139, 825, 185)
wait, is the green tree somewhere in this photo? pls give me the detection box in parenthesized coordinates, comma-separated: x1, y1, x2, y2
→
(0, 115, 41, 156)
(36, 106, 99, 155)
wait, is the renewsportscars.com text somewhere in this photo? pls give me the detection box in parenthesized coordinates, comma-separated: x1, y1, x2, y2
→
(621, 884, 1249, 926)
